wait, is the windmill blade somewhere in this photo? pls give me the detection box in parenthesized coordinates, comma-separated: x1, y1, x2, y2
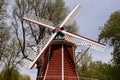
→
(25, 47, 38, 61)
(59, 4, 81, 28)
(65, 4, 81, 26)
(23, 14, 55, 30)
(62, 31, 105, 52)
(76, 47, 90, 64)
(23, 35, 51, 68)
(22, 59, 33, 68)
(29, 32, 57, 69)
(23, 14, 54, 27)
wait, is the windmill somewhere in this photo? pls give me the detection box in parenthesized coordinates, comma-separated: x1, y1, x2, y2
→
(23, 4, 105, 80)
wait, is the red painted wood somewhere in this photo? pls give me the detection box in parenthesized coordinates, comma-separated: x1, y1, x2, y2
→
(38, 41, 78, 80)
(64, 45, 78, 80)
(45, 44, 62, 80)
(39, 49, 49, 80)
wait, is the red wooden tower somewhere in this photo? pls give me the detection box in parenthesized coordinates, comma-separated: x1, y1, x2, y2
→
(39, 36, 78, 80)
(23, 4, 105, 80)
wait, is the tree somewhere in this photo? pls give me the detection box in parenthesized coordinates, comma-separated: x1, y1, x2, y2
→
(76, 50, 120, 80)
(1, 69, 21, 80)
(77, 60, 120, 80)
(0, 23, 10, 61)
(0, 1, 24, 79)
(0, 0, 10, 69)
(98, 10, 120, 65)
(0, 12, 23, 80)
(91, 62, 120, 80)
(0, 0, 7, 20)
(76, 50, 93, 79)
(21, 74, 31, 80)
(0, 68, 31, 80)
(0, 0, 8, 61)
(1, 39, 23, 80)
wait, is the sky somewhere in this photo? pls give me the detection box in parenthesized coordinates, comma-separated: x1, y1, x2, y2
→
(65, 0, 120, 62)
(20, 0, 120, 80)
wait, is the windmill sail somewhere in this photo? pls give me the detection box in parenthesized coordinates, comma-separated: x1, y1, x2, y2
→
(62, 31, 105, 52)
(29, 32, 57, 69)
(22, 59, 33, 68)
(59, 4, 81, 28)
(76, 47, 90, 64)
(22, 35, 52, 68)
(65, 4, 81, 26)
(23, 14, 55, 30)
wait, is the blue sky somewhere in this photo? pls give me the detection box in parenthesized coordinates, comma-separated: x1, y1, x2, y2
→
(20, 0, 120, 80)
(65, 0, 120, 62)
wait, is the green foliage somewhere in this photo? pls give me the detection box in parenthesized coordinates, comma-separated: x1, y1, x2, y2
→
(65, 22, 78, 33)
(0, 72, 4, 80)
(45, 0, 67, 23)
(0, 69, 31, 80)
(98, 10, 120, 46)
(76, 51, 93, 79)
(0, 69, 21, 80)
(98, 10, 120, 65)
(77, 61, 120, 80)
(21, 74, 31, 80)
(76, 51, 120, 80)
